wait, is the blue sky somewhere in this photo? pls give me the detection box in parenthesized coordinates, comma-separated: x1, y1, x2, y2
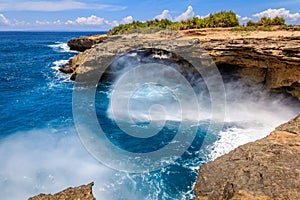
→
(0, 0, 299, 31)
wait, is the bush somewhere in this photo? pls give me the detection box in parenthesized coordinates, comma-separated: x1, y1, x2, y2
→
(257, 16, 272, 26)
(259, 25, 271, 31)
(246, 20, 257, 27)
(271, 16, 285, 25)
(249, 16, 286, 27)
(108, 10, 240, 35)
(204, 10, 239, 27)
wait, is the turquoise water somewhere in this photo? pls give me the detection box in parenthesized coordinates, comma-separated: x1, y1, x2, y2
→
(1, 32, 299, 200)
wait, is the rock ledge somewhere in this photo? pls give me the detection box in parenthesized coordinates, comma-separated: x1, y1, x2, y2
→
(194, 115, 300, 200)
(28, 182, 96, 200)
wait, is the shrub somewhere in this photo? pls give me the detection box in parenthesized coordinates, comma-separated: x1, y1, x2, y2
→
(108, 10, 240, 35)
(271, 16, 285, 25)
(246, 20, 257, 27)
(257, 16, 272, 26)
(259, 25, 271, 31)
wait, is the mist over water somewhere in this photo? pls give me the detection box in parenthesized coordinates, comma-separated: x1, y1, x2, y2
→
(0, 32, 299, 200)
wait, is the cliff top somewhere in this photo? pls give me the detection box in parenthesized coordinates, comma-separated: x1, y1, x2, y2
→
(181, 28, 300, 40)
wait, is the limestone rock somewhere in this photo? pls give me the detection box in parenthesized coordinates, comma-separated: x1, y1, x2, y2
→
(67, 34, 108, 52)
(28, 182, 96, 200)
(65, 30, 300, 100)
(194, 115, 300, 200)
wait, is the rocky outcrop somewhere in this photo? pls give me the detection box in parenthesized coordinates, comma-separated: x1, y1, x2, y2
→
(199, 36, 300, 100)
(64, 30, 300, 100)
(67, 34, 108, 52)
(194, 115, 300, 200)
(28, 182, 96, 200)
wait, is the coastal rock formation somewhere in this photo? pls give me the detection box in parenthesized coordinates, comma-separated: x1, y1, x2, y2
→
(28, 182, 95, 200)
(199, 36, 300, 100)
(67, 34, 108, 52)
(194, 115, 300, 200)
(65, 30, 300, 100)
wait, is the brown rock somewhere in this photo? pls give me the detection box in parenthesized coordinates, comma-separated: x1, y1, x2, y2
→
(194, 115, 300, 200)
(67, 34, 108, 52)
(28, 182, 96, 200)
(65, 30, 300, 100)
(59, 67, 73, 74)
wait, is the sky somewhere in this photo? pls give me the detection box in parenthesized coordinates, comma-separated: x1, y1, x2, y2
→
(0, 0, 299, 31)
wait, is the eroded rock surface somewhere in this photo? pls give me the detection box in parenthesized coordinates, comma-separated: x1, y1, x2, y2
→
(28, 182, 96, 200)
(65, 30, 300, 99)
(194, 115, 300, 200)
(67, 34, 108, 52)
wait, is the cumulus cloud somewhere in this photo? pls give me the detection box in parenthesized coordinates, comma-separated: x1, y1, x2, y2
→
(0, 13, 9, 25)
(122, 16, 133, 24)
(236, 15, 252, 24)
(75, 15, 104, 25)
(0, 0, 126, 12)
(174, 5, 195, 21)
(154, 10, 172, 20)
(253, 8, 300, 21)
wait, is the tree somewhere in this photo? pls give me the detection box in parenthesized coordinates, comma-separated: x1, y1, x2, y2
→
(246, 20, 256, 26)
(271, 16, 285, 25)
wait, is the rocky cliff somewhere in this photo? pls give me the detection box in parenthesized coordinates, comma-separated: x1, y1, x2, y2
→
(194, 115, 300, 200)
(64, 29, 300, 100)
(67, 34, 108, 52)
(28, 182, 95, 200)
(58, 30, 300, 199)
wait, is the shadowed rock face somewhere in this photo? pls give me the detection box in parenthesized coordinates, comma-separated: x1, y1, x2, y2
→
(194, 115, 300, 200)
(67, 34, 108, 52)
(28, 182, 96, 200)
(66, 31, 300, 100)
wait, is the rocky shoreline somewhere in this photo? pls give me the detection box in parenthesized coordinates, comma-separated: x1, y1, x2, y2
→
(28, 115, 300, 200)
(32, 29, 300, 199)
(61, 29, 300, 100)
(195, 115, 300, 200)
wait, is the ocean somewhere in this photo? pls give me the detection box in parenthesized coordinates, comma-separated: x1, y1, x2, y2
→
(0, 31, 299, 200)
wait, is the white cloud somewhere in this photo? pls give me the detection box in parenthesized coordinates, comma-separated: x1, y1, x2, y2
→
(174, 5, 195, 21)
(253, 8, 300, 21)
(75, 15, 104, 25)
(237, 15, 252, 24)
(122, 16, 133, 24)
(154, 10, 172, 20)
(111, 20, 119, 27)
(0, 13, 9, 25)
(0, 0, 126, 12)
(65, 20, 76, 25)
(35, 20, 50, 25)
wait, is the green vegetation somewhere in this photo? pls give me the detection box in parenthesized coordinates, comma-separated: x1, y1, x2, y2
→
(246, 16, 285, 27)
(108, 12, 295, 35)
(234, 16, 287, 32)
(108, 11, 239, 35)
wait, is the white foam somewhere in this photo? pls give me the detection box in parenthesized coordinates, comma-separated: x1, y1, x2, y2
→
(47, 59, 72, 87)
(207, 81, 300, 161)
(48, 42, 78, 53)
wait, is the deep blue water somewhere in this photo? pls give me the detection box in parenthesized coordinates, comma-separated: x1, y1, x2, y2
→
(0, 31, 207, 199)
(0, 32, 95, 135)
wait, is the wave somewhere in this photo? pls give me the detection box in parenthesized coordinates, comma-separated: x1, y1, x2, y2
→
(48, 42, 78, 53)
(42, 59, 73, 89)
(50, 59, 72, 83)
